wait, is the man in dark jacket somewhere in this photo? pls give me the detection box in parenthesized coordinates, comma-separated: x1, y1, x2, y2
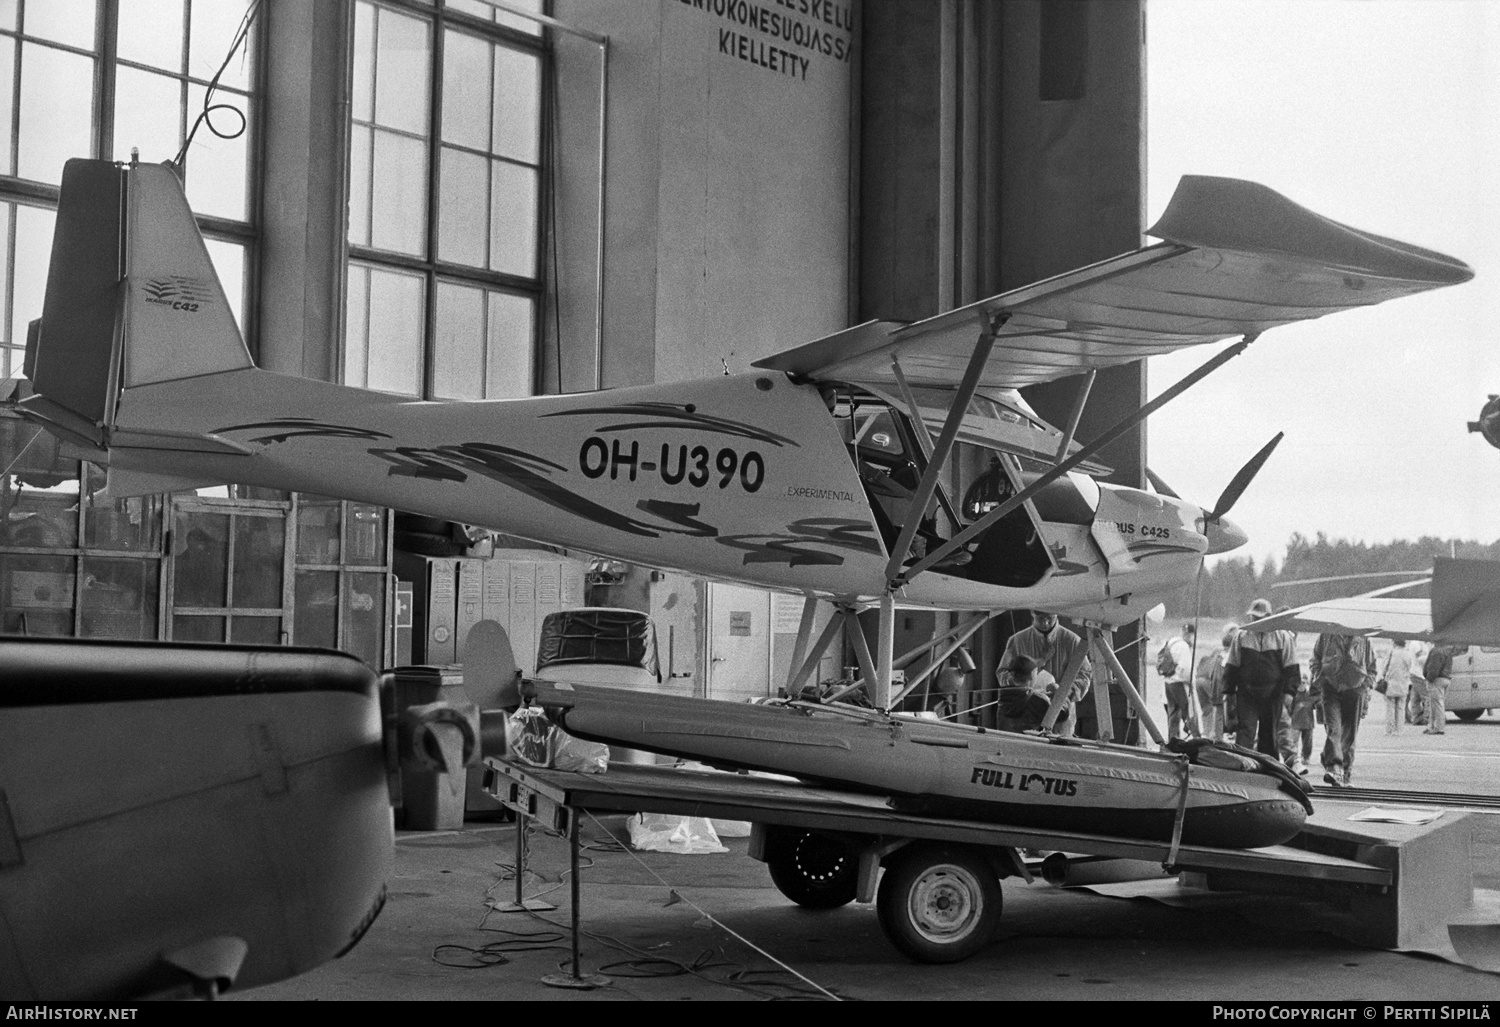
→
(1311, 632, 1376, 787)
(1224, 598, 1298, 758)
(1423, 643, 1456, 735)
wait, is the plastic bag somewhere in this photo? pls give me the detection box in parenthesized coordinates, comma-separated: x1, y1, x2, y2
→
(505, 705, 556, 768)
(626, 813, 728, 854)
(553, 733, 610, 774)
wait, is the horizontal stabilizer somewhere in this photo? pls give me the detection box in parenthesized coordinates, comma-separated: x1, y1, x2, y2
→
(109, 428, 253, 455)
(104, 463, 226, 500)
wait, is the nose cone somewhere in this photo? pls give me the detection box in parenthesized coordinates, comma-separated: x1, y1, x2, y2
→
(1204, 515, 1248, 555)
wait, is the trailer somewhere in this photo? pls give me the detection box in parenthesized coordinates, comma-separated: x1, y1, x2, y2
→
(479, 757, 1448, 966)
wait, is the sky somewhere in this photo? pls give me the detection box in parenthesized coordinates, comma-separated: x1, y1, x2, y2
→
(1145, 0, 1500, 569)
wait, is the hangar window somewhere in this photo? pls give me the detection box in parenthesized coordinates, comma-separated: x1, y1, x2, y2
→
(0, 0, 260, 380)
(344, 0, 545, 401)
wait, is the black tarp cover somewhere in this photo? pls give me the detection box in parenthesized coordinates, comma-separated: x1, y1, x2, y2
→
(535, 609, 660, 680)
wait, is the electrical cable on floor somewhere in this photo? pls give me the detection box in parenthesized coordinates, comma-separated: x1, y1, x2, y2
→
(473, 811, 844, 998)
(432, 925, 570, 970)
(573, 809, 843, 1001)
(522, 908, 842, 1001)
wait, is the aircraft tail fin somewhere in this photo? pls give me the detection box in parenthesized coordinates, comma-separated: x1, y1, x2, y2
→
(21, 158, 254, 447)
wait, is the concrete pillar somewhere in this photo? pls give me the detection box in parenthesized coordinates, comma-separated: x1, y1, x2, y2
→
(256, 0, 351, 382)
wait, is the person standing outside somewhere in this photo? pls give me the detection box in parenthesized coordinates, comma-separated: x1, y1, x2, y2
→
(1379, 638, 1413, 736)
(1406, 642, 1430, 726)
(1311, 631, 1376, 787)
(1195, 623, 1236, 741)
(1224, 599, 1298, 758)
(1160, 622, 1199, 741)
(1282, 665, 1317, 777)
(998, 610, 1092, 738)
(1423, 642, 1456, 735)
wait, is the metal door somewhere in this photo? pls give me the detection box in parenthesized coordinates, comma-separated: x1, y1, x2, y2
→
(705, 582, 772, 703)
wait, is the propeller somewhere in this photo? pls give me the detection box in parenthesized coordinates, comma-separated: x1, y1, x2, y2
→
(1206, 432, 1284, 524)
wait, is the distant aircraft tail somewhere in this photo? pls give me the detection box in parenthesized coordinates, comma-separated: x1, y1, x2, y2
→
(19, 158, 260, 492)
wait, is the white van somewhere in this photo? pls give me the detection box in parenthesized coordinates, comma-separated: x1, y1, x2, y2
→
(1449, 645, 1500, 721)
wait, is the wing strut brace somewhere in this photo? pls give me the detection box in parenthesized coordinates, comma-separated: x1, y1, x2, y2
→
(893, 334, 1259, 588)
(882, 316, 1003, 584)
(1054, 369, 1096, 465)
(890, 358, 964, 535)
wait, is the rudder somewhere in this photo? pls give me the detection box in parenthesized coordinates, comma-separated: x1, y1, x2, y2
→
(24, 159, 126, 446)
(22, 158, 254, 446)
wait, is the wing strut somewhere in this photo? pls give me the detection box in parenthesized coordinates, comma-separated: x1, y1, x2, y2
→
(885, 612, 993, 709)
(894, 334, 1258, 587)
(1054, 370, 1096, 464)
(883, 318, 1002, 583)
(890, 356, 964, 534)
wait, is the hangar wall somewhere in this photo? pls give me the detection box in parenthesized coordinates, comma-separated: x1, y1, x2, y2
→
(857, 0, 1147, 729)
(0, 0, 1148, 713)
(551, 0, 855, 391)
(552, 0, 857, 698)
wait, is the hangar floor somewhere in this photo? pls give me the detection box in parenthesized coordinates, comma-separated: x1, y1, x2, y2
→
(229, 813, 1500, 1002)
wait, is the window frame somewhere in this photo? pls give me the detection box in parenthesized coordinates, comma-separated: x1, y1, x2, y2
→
(0, 0, 264, 374)
(343, 0, 550, 401)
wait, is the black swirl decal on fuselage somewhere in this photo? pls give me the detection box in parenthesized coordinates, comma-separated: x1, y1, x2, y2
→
(540, 402, 798, 448)
(214, 418, 393, 445)
(716, 518, 880, 567)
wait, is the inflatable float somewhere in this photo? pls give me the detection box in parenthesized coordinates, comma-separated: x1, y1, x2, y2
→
(521, 680, 1312, 850)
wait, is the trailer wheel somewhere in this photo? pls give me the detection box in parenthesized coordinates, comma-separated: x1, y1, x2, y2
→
(765, 829, 858, 909)
(1456, 709, 1483, 722)
(876, 843, 1000, 963)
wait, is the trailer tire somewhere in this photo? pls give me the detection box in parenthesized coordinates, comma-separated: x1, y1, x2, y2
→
(765, 829, 858, 909)
(876, 843, 1000, 963)
(1456, 709, 1483, 722)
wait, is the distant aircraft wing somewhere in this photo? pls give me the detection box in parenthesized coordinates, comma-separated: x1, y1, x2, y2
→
(1431, 557, 1500, 645)
(1250, 597, 1434, 643)
(754, 175, 1474, 392)
(1251, 559, 1500, 647)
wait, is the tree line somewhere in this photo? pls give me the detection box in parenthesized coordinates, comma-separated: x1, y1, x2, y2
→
(1161, 532, 1500, 619)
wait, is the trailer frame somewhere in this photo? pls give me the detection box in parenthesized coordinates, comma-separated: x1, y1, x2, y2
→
(482, 757, 1395, 964)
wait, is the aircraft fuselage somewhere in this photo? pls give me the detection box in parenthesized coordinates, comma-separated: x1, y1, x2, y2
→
(108, 367, 1217, 621)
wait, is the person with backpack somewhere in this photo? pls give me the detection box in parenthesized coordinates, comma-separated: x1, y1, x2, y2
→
(1224, 598, 1299, 758)
(1311, 631, 1377, 787)
(1159, 622, 1199, 741)
(1422, 643, 1456, 735)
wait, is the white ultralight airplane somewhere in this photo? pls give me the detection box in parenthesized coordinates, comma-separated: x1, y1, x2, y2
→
(16, 158, 1476, 719)
(3, 158, 1477, 985)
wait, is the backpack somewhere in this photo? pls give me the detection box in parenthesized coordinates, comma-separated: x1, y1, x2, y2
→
(1156, 640, 1178, 678)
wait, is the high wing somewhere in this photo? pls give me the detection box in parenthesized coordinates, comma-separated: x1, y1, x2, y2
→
(753, 175, 1474, 393)
(1250, 558, 1500, 647)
